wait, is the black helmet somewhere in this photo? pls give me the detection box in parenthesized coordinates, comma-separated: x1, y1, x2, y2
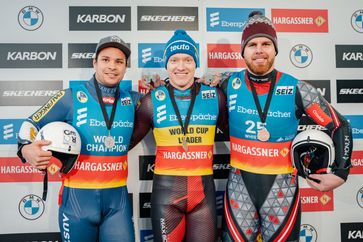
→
(291, 130, 335, 178)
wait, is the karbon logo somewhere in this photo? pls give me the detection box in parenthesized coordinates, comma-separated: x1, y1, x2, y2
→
(18, 6, 44, 31)
(18, 194, 45, 220)
(351, 10, 363, 33)
(341, 222, 363, 241)
(69, 6, 131, 31)
(336, 45, 363, 68)
(290, 44, 313, 68)
(0, 44, 62, 68)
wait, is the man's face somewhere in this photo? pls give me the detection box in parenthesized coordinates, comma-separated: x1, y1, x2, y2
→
(167, 53, 196, 90)
(243, 37, 276, 76)
(93, 47, 127, 87)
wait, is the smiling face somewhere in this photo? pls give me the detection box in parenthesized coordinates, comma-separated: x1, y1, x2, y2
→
(93, 47, 127, 87)
(243, 37, 276, 76)
(167, 53, 196, 90)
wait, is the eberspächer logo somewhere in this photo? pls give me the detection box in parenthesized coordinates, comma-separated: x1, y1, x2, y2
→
(300, 224, 318, 242)
(18, 194, 45, 220)
(18, 6, 44, 31)
(290, 44, 313, 68)
(351, 10, 363, 33)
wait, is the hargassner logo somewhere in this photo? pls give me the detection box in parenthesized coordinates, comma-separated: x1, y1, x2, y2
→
(0, 44, 62, 68)
(68, 43, 96, 68)
(137, 6, 198, 30)
(350, 151, 363, 175)
(303, 80, 331, 102)
(341, 222, 363, 241)
(336, 45, 363, 68)
(351, 10, 363, 33)
(69, 6, 131, 31)
(206, 8, 264, 32)
(18, 6, 44, 31)
(0, 81, 62, 106)
(138, 43, 200, 68)
(289, 44, 313, 68)
(207, 44, 246, 68)
(0, 119, 22, 145)
(345, 115, 363, 139)
(272, 9, 328, 32)
(337, 79, 363, 103)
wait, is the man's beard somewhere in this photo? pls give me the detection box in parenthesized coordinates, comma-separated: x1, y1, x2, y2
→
(245, 56, 275, 76)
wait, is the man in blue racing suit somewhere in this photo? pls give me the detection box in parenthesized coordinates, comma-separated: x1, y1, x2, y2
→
(17, 35, 142, 242)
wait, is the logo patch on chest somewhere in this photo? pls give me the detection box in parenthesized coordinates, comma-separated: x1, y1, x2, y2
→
(275, 86, 294, 95)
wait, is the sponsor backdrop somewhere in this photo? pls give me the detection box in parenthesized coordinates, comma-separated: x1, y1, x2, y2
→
(0, 1, 362, 241)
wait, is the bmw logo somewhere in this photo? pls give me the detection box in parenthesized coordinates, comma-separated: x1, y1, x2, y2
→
(18, 6, 44, 31)
(300, 224, 317, 242)
(351, 10, 363, 33)
(18, 194, 45, 220)
(356, 187, 363, 209)
(290, 44, 313, 68)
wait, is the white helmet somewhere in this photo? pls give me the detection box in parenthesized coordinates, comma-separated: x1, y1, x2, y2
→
(291, 130, 335, 178)
(35, 121, 81, 174)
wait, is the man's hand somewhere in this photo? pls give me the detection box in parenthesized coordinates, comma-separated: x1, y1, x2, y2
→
(140, 73, 164, 92)
(198, 73, 221, 87)
(21, 140, 52, 170)
(306, 173, 345, 192)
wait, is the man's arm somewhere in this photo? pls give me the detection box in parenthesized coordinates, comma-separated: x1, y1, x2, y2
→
(216, 88, 229, 135)
(128, 93, 154, 150)
(295, 80, 352, 191)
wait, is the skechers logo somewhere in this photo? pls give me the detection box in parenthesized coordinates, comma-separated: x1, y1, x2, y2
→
(140, 15, 195, 22)
(339, 88, 363, 95)
(71, 53, 94, 59)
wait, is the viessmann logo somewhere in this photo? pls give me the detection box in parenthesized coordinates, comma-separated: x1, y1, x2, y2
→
(337, 79, 363, 103)
(336, 45, 363, 68)
(0, 44, 62, 68)
(272, 9, 328, 32)
(206, 8, 264, 32)
(137, 6, 198, 30)
(69, 6, 131, 31)
(207, 44, 246, 68)
(0, 80, 62, 106)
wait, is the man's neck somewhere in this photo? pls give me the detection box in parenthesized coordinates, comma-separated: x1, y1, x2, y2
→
(247, 69, 276, 83)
